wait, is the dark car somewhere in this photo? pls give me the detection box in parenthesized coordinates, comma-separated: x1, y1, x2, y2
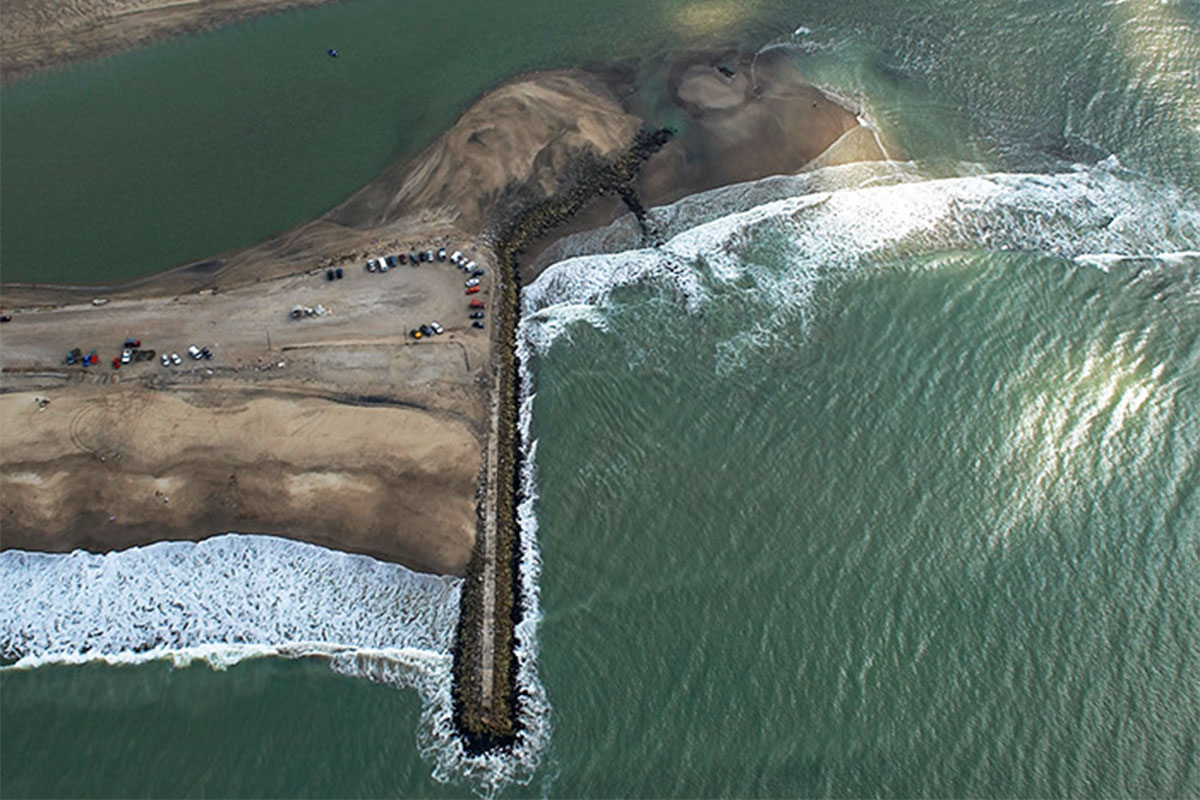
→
(471, 268, 485, 277)
(417, 250, 428, 263)
(335, 267, 344, 279)
(472, 321, 485, 329)
(398, 253, 407, 264)
(469, 311, 484, 319)
(419, 324, 434, 337)
(410, 252, 420, 264)
(385, 255, 396, 268)
(326, 269, 335, 281)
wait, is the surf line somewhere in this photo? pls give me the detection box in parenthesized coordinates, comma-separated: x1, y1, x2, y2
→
(450, 127, 674, 752)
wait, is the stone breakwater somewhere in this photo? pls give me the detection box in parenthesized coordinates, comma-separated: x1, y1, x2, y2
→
(451, 128, 674, 751)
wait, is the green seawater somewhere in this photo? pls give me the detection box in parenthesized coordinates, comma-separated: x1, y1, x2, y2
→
(3, 0, 1200, 797)
(524, 247, 1199, 797)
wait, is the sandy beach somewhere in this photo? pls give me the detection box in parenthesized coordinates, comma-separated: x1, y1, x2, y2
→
(2, 49, 882, 575)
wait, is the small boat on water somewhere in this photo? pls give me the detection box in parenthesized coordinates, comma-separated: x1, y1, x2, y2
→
(327, 48, 339, 58)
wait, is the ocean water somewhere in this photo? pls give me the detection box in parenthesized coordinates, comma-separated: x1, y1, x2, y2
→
(3, 0, 1200, 797)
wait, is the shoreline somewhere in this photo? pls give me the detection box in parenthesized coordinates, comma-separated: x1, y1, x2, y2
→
(1, 51, 880, 573)
(1, 0, 349, 85)
(1, 43, 886, 753)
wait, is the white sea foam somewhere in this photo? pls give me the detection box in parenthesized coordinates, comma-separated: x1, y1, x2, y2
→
(522, 162, 1200, 355)
(0, 535, 461, 662)
(0, 534, 542, 796)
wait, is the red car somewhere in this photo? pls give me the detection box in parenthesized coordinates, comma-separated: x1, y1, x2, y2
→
(466, 285, 481, 295)
(469, 299, 486, 308)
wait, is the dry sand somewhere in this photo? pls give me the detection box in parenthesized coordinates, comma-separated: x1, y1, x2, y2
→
(2, 53, 887, 574)
(1, 245, 494, 574)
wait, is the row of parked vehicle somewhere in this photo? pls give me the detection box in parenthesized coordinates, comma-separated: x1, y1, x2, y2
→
(159, 344, 213, 367)
(409, 321, 444, 339)
(65, 337, 215, 370)
(457, 249, 488, 328)
(367, 246, 452, 272)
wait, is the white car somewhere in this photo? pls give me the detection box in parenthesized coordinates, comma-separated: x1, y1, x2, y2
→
(464, 260, 477, 272)
(450, 250, 463, 264)
(120, 348, 133, 364)
(465, 278, 480, 288)
(161, 353, 171, 367)
(366, 260, 377, 272)
(187, 345, 203, 359)
(170, 352, 182, 365)
(430, 321, 444, 335)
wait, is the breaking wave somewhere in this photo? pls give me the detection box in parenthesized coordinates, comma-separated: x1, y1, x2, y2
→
(0, 534, 541, 796)
(521, 159, 1200, 355)
(0, 535, 460, 663)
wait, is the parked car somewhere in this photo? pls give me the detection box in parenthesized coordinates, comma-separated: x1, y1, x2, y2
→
(419, 324, 434, 337)
(430, 321, 444, 335)
(410, 252, 420, 264)
(466, 286, 481, 295)
(398, 253, 407, 265)
(469, 311, 484, 319)
(450, 250, 462, 264)
(366, 260, 377, 272)
(425, 250, 434, 262)
(418, 250, 428, 262)
(472, 321, 486, 329)
(326, 269, 335, 281)
(335, 267, 344, 279)
(385, 255, 396, 268)
(469, 299, 486, 308)
(410, 328, 423, 339)
(187, 345, 202, 360)
(471, 268, 486, 277)
(200, 347, 213, 360)
(121, 349, 133, 364)
(124, 338, 142, 348)
(465, 278, 480, 288)
(161, 353, 171, 366)
(436, 247, 447, 261)
(171, 352, 182, 365)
